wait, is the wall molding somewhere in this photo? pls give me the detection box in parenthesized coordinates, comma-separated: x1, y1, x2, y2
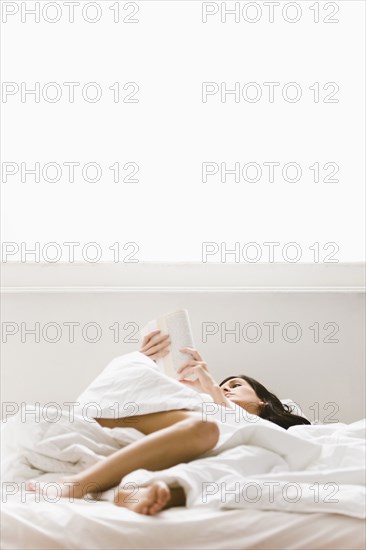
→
(1, 262, 365, 293)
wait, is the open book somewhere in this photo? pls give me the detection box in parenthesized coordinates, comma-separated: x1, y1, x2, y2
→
(139, 309, 195, 378)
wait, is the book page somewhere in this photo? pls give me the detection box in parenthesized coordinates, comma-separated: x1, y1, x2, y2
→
(158, 309, 195, 378)
(139, 309, 195, 378)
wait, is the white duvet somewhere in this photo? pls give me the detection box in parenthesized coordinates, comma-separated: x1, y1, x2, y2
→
(1, 352, 365, 520)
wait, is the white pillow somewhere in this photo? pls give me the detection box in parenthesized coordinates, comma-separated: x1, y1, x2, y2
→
(281, 398, 310, 422)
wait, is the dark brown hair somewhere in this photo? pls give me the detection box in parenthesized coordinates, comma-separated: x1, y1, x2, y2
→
(219, 375, 311, 430)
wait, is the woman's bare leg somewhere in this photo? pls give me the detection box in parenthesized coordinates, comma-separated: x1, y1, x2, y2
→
(27, 411, 219, 499)
(94, 409, 200, 435)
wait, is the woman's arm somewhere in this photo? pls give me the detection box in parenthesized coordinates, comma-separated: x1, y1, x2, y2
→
(207, 384, 235, 409)
(177, 348, 235, 410)
(140, 333, 234, 409)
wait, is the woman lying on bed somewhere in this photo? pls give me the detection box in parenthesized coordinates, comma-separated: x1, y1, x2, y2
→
(27, 330, 310, 515)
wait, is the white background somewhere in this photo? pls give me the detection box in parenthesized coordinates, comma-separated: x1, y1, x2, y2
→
(1, 0, 365, 262)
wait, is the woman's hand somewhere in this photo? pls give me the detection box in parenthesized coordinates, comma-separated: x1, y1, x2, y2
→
(178, 347, 235, 409)
(140, 330, 171, 362)
(176, 348, 217, 394)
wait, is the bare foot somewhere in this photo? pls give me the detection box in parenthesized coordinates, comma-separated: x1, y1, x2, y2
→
(25, 478, 88, 500)
(114, 481, 171, 515)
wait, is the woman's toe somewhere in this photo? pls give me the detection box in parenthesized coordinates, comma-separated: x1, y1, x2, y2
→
(157, 482, 170, 504)
(26, 480, 40, 491)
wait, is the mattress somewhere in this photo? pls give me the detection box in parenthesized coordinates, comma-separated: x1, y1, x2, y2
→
(1, 477, 365, 550)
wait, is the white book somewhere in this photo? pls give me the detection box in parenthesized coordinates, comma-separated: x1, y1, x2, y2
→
(139, 309, 195, 378)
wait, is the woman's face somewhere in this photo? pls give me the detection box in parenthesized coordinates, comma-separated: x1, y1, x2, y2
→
(221, 377, 265, 415)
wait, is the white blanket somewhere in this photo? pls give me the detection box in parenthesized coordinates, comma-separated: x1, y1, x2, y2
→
(123, 420, 366, 519)
(1, 352, 365, 520)
(74, 351, 210, 418)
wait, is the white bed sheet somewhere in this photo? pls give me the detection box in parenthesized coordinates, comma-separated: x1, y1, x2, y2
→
(2, 352, 365, 549)
(1, 481, 365, 550)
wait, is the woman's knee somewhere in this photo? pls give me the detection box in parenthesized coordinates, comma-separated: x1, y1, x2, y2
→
(181, 417, 220, 451)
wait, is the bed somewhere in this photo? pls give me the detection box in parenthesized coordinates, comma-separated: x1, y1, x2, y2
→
(2, 490, 365, 550)
(2, 263, 365, 549)
(1, 352, 365, 550)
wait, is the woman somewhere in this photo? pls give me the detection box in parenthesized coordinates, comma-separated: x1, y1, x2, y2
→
(27, 330, 309, 515)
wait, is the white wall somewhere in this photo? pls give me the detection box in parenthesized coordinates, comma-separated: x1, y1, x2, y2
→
(2, 1, 365, 262)
(1, 263, 364, 424)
